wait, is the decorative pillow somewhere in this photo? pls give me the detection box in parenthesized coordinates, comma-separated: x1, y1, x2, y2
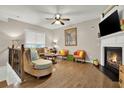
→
(74, 51, 77, 55)
(60, 50, 65, 55)
(77, 51, 80, 56)
(79, 51, 83, 57)
(30, 48, 39, 61)
(64, 50, 68, 56)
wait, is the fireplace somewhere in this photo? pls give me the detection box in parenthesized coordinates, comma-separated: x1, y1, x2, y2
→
(104, 47, 122, 75)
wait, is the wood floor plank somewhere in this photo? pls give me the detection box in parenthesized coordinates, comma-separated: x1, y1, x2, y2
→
(9, 61, 119, 88)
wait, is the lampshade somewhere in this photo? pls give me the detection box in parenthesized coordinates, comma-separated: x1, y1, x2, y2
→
(55, 20, 61, 24)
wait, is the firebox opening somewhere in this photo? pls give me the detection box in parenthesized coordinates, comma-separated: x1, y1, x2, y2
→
(104, 47, 122, 81)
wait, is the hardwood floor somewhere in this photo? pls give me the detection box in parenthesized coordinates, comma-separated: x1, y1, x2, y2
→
(9, 61, 119, 88)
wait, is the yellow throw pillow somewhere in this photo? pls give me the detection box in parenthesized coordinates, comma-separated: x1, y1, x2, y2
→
(79, 51, 83, 57)
(61, 50, 65, 55)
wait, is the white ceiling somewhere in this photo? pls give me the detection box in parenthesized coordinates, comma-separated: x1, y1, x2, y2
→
(0, 5, 108, 29)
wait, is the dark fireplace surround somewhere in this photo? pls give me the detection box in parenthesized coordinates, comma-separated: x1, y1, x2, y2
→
(104, 47, 122, 75)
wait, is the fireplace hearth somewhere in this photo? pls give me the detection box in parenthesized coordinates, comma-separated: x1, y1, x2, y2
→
(104, 47, 122, 75)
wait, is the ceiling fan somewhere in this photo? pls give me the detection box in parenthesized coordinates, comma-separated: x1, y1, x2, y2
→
(46, 13, 70, 25)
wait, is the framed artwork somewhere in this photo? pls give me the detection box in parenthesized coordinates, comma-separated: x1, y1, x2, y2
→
(65, 27, 77, 46)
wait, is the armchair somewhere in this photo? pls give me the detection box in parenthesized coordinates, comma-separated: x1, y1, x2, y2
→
(73, 50, 86, 62)
(24, 49, 52, 78)
(58, 49, 69, 60)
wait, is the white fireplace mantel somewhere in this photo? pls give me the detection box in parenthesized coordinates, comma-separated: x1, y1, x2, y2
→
(100, 31, 124, 66)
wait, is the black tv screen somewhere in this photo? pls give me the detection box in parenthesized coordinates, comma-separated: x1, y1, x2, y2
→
(99, 10, 121, 37)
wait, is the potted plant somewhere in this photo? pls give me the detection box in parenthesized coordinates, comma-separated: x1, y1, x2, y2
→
(93, 58, 99, 66)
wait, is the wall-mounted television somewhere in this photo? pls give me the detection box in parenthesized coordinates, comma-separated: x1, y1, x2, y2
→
(99, 10, 121, 37)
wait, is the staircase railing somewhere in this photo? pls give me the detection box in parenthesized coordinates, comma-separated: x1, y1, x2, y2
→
(8, 44, 25, 81)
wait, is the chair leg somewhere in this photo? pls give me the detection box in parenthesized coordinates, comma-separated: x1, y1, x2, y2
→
(36, 77, 40, 79)
(74, 58, 77, 62)
(73, 58, 75, 62)
(81, 59, 85, 63)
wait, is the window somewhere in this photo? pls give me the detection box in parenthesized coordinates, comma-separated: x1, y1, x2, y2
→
(25, 31, 45, 48)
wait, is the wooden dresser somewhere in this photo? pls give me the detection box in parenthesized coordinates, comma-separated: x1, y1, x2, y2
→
(119, 65, 124, 88)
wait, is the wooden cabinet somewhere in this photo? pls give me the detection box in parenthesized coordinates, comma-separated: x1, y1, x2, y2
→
(119, 65, 124, 88)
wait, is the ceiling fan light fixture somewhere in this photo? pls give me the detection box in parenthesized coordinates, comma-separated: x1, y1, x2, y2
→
(55, 14, 61, 19)
(55, 20, 61, 24)
(46, 13, 70, 25)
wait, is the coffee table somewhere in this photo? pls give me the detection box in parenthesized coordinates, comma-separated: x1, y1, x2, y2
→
(44, 53, 58, 64)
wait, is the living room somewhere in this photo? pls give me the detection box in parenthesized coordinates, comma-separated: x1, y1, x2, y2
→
(0, 4, 124, 89)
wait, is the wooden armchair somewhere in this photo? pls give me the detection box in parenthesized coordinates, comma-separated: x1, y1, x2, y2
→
(23, 49, 53, 78)
(73, 50, 86, 62)
(58, 49, 69, 60)
(36, 47, 48, 58)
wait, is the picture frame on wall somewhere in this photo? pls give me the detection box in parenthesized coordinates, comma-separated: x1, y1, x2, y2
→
(64, 27, 77, 46)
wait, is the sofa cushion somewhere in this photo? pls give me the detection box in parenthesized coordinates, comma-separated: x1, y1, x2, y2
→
(32, 59, 52, 70)
(30, 48, 39, 61)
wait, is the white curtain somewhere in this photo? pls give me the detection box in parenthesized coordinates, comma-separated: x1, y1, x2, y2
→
(25, 30, 45, 48)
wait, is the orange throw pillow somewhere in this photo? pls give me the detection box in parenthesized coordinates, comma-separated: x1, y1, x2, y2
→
(77, 51, 80, 56)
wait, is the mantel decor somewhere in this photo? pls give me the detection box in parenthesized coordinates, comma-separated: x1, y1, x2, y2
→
(64, 27, 77, 46)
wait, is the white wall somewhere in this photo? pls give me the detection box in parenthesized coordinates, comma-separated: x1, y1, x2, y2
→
(0, 66, 6, 82)
(0, 18, 53, 66)
(0, 32, 9, 66)
(53, 18, 100, 61)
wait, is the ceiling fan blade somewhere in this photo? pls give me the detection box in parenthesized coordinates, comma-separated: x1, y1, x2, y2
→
(46, 18, 54, 20)
(51, 21, 56, 24)
(61, 18, 70, 21)
(60, 21, 64, 25)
